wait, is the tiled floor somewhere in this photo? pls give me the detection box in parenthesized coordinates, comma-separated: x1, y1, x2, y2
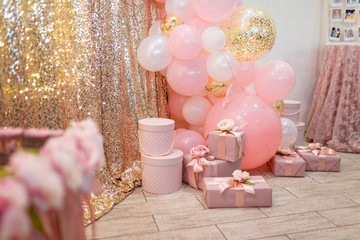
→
(86, 152, 360, 240)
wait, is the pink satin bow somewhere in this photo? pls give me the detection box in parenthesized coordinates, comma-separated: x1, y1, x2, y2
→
(218, 178, 255, 195)
(186, 155, 214, 172)
(296, 144, 337, 156)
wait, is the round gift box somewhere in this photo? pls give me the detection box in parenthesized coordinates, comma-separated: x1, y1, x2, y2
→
(141, 149, 183, 194)
(138, 118, 175, 156)
(294, 122, 305, 147)
(281, 100, 301, 124)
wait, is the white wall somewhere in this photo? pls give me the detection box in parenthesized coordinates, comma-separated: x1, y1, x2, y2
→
(242, 0, 326, 123)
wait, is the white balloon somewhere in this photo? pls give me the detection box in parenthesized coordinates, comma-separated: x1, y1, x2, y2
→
(182, 96, 211, 126)
(202, 27, 226, 53)
(280, 118, 298, 148)
(137, 36, 172, 72)
(206, 51, 237, 82)
(165, 0, 195, 21)
(149, 20, 162, 36)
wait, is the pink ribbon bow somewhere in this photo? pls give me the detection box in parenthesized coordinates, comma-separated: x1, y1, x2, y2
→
(186, 155, 214, 173)
(296, 144, 337, 171)
(218, 178, 256, 195)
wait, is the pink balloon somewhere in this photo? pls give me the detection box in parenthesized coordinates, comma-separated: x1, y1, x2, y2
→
(254, 61, 296, 101)
(191, 0, 237, 22)
(175, 128, 187, 135)
(168, 91, 189, 121)
(160, 7, 167, 18)
(168, 25, 202, 60)
(182, 96, 211, 126)
(167, 55, 209, 96)
(204, 92, 281, 170)
(189, 125, 205, 137)
(185, 17, 211, 35)
(156, 0, 166, 3)
(234, 62, 258, 88)
(174, 130, 206, 154)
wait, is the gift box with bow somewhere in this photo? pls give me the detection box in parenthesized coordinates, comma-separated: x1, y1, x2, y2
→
(269, 147, 306, 177)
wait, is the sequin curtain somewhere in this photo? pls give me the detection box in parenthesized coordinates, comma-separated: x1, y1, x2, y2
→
(0, 0, 169, 224)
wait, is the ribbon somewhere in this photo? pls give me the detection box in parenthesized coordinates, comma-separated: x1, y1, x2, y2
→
(213, 120, 247, 160)
(281, 155, 294, 176)
(186, 155, 215, 189)
(295, 144, 337, 171)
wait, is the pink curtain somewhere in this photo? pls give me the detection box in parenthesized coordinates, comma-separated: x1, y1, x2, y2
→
(306, 45, 360, 153)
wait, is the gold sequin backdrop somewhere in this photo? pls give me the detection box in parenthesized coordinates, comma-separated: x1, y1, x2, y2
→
(0, 0, 169, 223)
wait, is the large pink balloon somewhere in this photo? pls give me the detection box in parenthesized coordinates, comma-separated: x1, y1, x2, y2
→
(168, 25, 202, 60)
(234, 62, 258, 88)
(204, 92, 281, 169)
(174, 130, 206, 154)
(191, 0, 237, 22)
(167, 55, 209, 96)
(254, 61, 296, 101)
(168, 91, 189, 121)
(185, 17, 211, 35)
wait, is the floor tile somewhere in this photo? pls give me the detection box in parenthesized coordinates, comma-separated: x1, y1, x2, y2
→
(260, 194, 357, 217)
(85, 216, 157, 239)
(306, 170, 360, 183)
(285, 180, 360, 198)
(339, 158, 360, 171)
(257, 236, 290, 240)
(343, 191, 360, 204)
(339, 153, 360, 161)
(272, 186, 298, 201)
(108, 225, 226, 240)
(121, 187, 146, 204)
(319, 206, 360, 226)
(143, 184, 202, 202)
(288, 224, 360, 240)
(265, 176, 319, 188)
(102, 198, 203, 220)
(154, 207, 266, 231)
(217, 212, 334, 240)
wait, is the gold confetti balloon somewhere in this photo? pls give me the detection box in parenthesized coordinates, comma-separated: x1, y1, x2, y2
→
(221, 6, 276, 62)
(205, 77, 231, 98)
(270, 99, 285, 115)
(160, 15, 182, 37)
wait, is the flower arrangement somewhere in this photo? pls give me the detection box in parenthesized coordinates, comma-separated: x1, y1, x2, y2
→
(190, 145, 210, 159)
(0, 118, 104, 240)
(231, 170, 254, 185)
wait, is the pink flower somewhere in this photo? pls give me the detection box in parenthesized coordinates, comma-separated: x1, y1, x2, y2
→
(10, 152, 65, 211)
(232, 170, 250, 182)
(217, 119, 235, 131)
(0, 178, 31, 240)
(308, 143, 323, 150)
(190, 145, 209, 159)
(277, 146, 292, 155)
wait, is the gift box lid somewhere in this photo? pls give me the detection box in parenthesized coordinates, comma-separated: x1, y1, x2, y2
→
(141, 149, 183, 166)
(284, 100, 301, 106)
(138, 118, 174, 132)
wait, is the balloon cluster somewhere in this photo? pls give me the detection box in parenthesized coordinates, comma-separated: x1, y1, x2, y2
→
(138, 0, 297, 169)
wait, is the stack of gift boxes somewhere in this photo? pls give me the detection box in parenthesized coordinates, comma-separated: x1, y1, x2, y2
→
(280, 100, 305, 146)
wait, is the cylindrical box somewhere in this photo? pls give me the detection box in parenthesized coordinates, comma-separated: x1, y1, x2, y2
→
(141, 149, 183, 194)
(281, 100, 301, 124)
(294, 122, 305, 147)
(138, 118, 175, 156)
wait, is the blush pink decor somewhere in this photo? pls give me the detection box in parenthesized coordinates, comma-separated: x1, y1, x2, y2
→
(306, 45, 360, 153)
(280, 100, 301, 124)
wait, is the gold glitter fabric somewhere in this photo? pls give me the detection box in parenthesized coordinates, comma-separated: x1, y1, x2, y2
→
(0, 0, 169, 224)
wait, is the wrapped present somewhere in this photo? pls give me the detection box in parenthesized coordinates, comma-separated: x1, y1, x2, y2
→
(295, 143, 341, 172)
(269, 147, 306, 177)
(280, 100, 301, 124)
(208, 119, 246, 162)
(183, 152, 242, 190)
(203, 171, 272, 208)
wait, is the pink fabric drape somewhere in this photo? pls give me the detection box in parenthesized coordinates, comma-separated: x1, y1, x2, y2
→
(306, 45, 360, 153)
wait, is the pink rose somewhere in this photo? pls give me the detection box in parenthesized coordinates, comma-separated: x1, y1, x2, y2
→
(232, 170, 250, 182)
(308, 143, 323, 150)
(0, 178, 31, 240)
(190, 145, 209, 158)
(217, 119, 235, 131)
(277, 146, 292, 155)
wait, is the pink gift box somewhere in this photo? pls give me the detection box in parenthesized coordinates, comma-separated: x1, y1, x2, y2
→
(203, 176, 272, 208)
(141, 149, 183, 194)
(269, 153, 306, 177)
(183, 154, 242, 190)
(295, 148, 341, 172)
(208, 131, 245, 162)
(280, 100, 301, 124)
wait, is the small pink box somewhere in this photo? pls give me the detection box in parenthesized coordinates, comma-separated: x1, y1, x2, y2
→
(294, 122, 305, 147)
(183, 154, 242, 190)
(203, 176, 272, 208)
(295, 149, 341, 172)
(208, 131, 245, 162)
(141, 149, 183, 194)
(281, 100, 301, 124)
(269, 154, 306, 177)
(138, 118, 175, 157)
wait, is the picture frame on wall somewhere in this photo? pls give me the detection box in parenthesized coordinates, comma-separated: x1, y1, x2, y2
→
(346, 0, 357, 7)
(330, 26, 342, 41)
(344, 9, 356, 22)
(344, 27, 356, 40)
(331, 8, 343, 22)
(333, 0, 343, 6)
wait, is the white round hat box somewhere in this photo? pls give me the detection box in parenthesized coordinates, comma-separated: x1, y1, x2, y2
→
(138, 118, 175, 156)
(141, 149, 183, 194)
